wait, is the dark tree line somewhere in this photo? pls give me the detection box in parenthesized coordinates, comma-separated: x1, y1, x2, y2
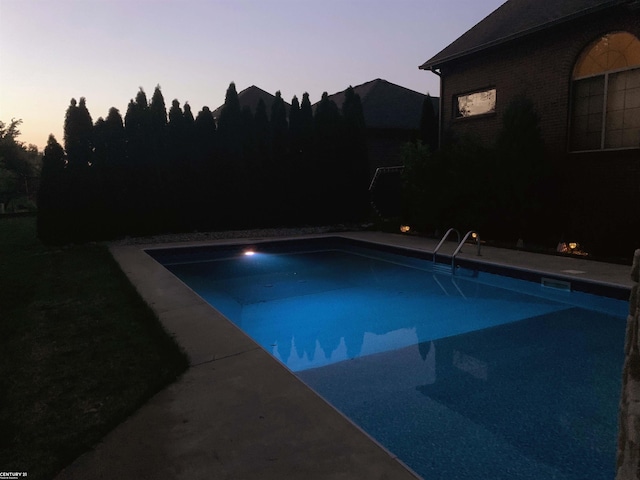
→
(0, 119, 42, 212)
(401, 96, 558, 246)
(37, 83, 369, 243)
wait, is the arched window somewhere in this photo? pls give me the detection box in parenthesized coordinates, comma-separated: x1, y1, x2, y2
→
(570, 32, 640, 151)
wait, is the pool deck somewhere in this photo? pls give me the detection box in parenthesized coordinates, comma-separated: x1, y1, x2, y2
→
(55, 231, 634, 480)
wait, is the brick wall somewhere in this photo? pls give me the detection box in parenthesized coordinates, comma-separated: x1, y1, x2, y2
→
(616, 249, 640, 480)
(434, 6, 640, 256)
(440, 8, 639, 154)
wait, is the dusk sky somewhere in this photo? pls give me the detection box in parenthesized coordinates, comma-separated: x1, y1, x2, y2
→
(0, 0, 505, 151)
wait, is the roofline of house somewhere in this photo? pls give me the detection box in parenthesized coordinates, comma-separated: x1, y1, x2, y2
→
(419, 0, 628, 72)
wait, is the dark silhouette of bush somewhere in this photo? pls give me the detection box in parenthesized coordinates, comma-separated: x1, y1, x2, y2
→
(419, 93, 438, 151)
(37, 135, 69, 243)
(401, 96, 559, 248)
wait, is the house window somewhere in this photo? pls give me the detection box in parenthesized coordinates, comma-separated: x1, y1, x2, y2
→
(570, 32, 640, 151)
(455, 88, 496, 118)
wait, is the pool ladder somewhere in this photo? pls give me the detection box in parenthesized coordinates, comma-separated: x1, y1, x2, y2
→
(433, 228, 481, 275)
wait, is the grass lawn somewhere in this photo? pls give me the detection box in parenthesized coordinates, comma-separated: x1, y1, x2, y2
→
(0, 215, 189, 479)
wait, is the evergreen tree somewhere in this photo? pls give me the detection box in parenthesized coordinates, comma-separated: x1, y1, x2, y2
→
(41, 134, 66, 174)
(295, 92, 316, 221)
(167, 99, 185, 162)
(216, 83, 243, 226)
(419, 94, 438, 151)
(493, 95, 549, 242)
(149, 85, 168, 162)
(254, 98, 270, 158)
(400, 140, 446, 232)
(148, 85, 169, 228)
(288, 96, 302, 153)
(313, 92, 343, 222)
(194, 106, 216, 162)
(217, 82, 242, 161)
(64, 97, 93, 169)
(92, 117, 108, 168)
(270, 91, 288, 159)
(61, 97, 96, 239)
(183, 102, 195, 127)
(249, 98, 270, 225)
(193, 106, 218, 229)
(37, 134, 68, 243)
(98, 107, 128, 236)
(438, 134, 493, 233)
(299, 92, 314, 153)
(314, 92, 341, 142)
(124, 88, 151, 166)
(104, 107, 126, 166)
(267, 91, 289, 223)
(89, 116, 112, 236)
(341, 86, 369, 220)
(124, 98, 137, 136)
(123, 88, 156, 233)
(150, 85, 167, 128)
(165, 99, 187, 227)
(286, 95, 307, 223)
(239, 105, 261, 226)
(183, 103, 196, 159)
(240, 105, 256, 159)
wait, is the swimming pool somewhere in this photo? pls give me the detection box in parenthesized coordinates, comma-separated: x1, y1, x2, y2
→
(148, 237, 628, 480)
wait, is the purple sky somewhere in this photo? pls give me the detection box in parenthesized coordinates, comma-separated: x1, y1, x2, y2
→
(0, 0, 505, 150)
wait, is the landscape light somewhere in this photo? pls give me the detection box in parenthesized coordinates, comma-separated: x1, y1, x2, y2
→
(400, 225, 411, 233)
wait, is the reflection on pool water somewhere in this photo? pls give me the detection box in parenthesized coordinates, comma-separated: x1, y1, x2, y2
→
(149, 240, 628, 480)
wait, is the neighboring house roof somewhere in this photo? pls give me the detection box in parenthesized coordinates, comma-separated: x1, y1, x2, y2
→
(212, 85, 291, 119)
(420, 0, 631, 70)
(319, 78, 437, 131)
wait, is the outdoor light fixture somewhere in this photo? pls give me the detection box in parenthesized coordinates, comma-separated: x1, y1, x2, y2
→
(400, 225, 411, 233)
(559, 242, 588, 256)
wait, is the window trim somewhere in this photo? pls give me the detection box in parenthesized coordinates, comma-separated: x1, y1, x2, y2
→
(569, 66, 640, 153)
(453, 87, 497, 120)
(569, 32, 640, 152)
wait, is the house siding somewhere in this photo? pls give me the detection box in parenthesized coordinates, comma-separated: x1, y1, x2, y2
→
(435, 6, 640, 256)
(441, 8, 639, 155)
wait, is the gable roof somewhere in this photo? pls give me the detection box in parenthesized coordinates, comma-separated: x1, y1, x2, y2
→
(212, 85, 291, 119)
(319, 78, 437, 131)
(420, 0, 628, 70)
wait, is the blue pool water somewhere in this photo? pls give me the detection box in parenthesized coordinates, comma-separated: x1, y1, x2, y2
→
(148, 238, 628, 480)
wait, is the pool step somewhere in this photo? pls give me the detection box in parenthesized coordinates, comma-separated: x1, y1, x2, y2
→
(433, 262, 454, 275)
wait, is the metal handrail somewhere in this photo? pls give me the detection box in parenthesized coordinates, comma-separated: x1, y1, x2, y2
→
(451, 230, 481, 273)
(368, 165, 404, 191)
(433, 228, 460, 266)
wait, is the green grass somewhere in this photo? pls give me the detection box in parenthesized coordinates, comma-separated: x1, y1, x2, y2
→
(0, 216, 189, 479)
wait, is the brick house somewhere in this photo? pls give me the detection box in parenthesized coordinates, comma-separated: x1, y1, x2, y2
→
(420, 0, 640, 256)
(212, 85, 291, 119)
(321, 79, 438, 220)
(322, 79, 437, 178)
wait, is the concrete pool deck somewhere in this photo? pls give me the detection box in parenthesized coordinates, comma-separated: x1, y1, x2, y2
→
(55, 231, 634, 480)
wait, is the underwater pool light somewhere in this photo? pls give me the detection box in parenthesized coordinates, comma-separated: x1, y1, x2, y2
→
(244, 249, 256, 256)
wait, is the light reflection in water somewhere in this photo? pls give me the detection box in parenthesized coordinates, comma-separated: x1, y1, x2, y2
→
(271, 328, 420, 371)
(169, 249, 574, 372)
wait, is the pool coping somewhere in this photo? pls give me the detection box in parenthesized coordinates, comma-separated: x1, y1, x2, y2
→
(55, 231, 633, 480)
